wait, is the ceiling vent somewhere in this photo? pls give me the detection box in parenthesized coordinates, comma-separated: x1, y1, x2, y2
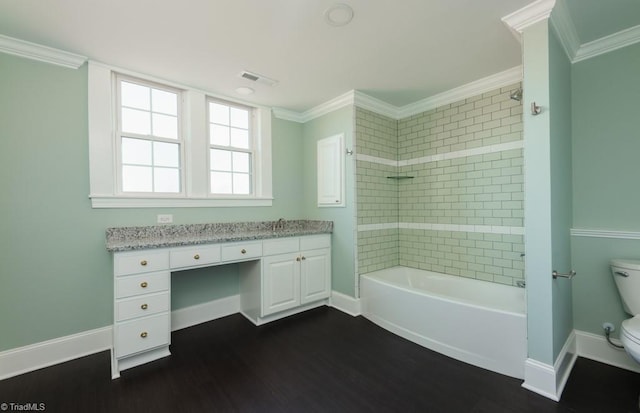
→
(238, 70, 278, 87)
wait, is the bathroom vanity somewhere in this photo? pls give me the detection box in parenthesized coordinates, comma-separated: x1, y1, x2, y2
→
(106, 220, 332, 379)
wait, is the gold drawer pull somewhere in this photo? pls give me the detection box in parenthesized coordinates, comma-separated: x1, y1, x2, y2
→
(140, 281, 148, 288)
(140, 332, 148, 338)
(194, 254, 200, 260)
(140, 260, 148, 266)
(141, 304, 148, 310)
(241, 249, 247, 254)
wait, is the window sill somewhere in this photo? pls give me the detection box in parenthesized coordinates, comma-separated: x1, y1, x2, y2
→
(89, 195, 273, 208)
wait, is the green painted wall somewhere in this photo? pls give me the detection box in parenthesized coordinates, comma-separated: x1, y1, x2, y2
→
(0, 52, 305, 351)
(549, 26, 574, 359)
(301, 106, 356, 297)
(571, 42, 640, 338)
(523, 20, 554, 365)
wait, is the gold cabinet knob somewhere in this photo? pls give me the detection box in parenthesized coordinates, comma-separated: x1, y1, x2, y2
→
(140, 281, 148, 288)
(194, 254, 200, 260)
(140, 332, 148, 338)
(140, 260, 148, 266)
(296, 257, 301, 262)
(241, 249, 247, 254)
(301, 256, 306, 260)
(141, 304, 148, 310)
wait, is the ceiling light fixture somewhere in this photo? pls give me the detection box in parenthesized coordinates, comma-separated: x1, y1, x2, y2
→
(324, 3, 354, 27)
(235, 87, 254, 95)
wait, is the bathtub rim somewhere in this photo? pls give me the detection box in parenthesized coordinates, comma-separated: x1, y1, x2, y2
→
(360, 266, 526, 317)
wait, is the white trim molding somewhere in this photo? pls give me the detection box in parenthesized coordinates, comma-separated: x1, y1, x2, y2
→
(550, 0, 640, 63)
(0, 326, 112, 381)
(575, 330, 640, 374)
(330, 291, 362, 316)
(549, 0, 580, 59)
(502, 0, 556, 35)
(0, 34, 87, 69)
(570, 228, 640, 240)
(574, 25, 640, 63)
(397, 66, 522, 119)
(522, 331, 577, 402)
(273, 91, 356, 123)
(0, 295, 241, 381)
(171, 295, 240, 331)
(275, 66, 522, 123)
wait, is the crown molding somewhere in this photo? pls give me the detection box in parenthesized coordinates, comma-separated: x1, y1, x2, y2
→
(273, 91, 355, 123)
(275, 66, 523, 123)
(353, 91, 399, 119)
(0, 34, 86, 69)
(397, 66, 522, 119)
(502, 0, 556, 34)
(548, 0, 640, 64)
(573, 24, 640, 63)
(549, 0, 580, 60)
(271, 107, 306, 123)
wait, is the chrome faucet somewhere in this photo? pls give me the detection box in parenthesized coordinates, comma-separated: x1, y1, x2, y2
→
(272, 218, 285, 231)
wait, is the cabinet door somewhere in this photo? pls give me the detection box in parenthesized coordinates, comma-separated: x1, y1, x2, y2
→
(300, 248, 331, 304)
(317, 134, 345, 207)
(262, 253, 300, 316)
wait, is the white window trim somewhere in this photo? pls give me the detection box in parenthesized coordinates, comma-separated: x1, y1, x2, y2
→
(88, 60, 272, 208)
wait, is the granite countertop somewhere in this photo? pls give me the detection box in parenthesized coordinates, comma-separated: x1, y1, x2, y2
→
(106, 220, 333, 252)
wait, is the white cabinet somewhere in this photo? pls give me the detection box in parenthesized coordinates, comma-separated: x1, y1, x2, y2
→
(317, 134, 345, 207)
(262, 252, 301, 315)
(111, 233, 331, 378)
(112, 249, 171, 378)
(300, 248, 331, 304)
(253, 234, 331, 319)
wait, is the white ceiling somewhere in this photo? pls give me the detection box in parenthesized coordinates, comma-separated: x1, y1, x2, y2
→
(3, 0, 634, 113)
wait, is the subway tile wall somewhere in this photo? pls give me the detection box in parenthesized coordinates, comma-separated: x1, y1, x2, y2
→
(355, 108, 399, 274)
(355, 83, 525, 285)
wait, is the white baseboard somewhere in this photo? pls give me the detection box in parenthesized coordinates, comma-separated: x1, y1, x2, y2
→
(0, 326, 112, 381)
(171, 295, 240, 331)
(522, 331, 577, 401)
(0, 295, 241, 381)
(330, 290, 361, 316)
(575, 329, 640, 373)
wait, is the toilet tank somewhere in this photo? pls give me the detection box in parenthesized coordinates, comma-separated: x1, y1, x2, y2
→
(610, 259, 640, 315)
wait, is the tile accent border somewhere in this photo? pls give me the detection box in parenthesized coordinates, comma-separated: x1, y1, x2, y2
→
(355, 140, 524, 169)
(358, 222, 523, 235)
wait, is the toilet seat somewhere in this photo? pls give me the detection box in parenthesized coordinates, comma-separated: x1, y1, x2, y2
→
(621, 316, 640, 345)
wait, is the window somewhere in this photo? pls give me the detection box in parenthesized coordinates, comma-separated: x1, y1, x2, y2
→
(88, 61, 272, 208)
(117, 77, 182, 194)
(208, 99, 252, 195)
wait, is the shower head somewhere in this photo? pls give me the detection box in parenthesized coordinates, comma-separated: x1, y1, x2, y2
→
(510, 88, 523, 102)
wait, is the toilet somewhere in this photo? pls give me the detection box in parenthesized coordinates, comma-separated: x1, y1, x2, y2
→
(610, 259, 640, 363)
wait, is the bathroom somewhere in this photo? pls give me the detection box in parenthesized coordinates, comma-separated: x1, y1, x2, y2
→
(1, 0, 640, 408)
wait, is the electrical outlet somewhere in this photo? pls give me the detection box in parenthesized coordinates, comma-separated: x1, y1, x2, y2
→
(157, 214, 173, 224)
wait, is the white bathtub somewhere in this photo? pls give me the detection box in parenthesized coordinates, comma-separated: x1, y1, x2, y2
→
(360, 266, 527, 379)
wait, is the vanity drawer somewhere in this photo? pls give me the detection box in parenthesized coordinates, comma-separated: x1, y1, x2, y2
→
(263, 237, 299, 256)
(114, 250, 169, 276)
(116, 292, 169, 322)
(115, 313, 170, 358)
(115, 271, 170, 299)
(221, 242, 262, 262)
(300, 234, 331, 251)
(170, 244, 221, 269)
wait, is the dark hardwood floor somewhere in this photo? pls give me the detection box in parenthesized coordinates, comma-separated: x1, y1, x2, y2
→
(1, 307, 639, 412)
